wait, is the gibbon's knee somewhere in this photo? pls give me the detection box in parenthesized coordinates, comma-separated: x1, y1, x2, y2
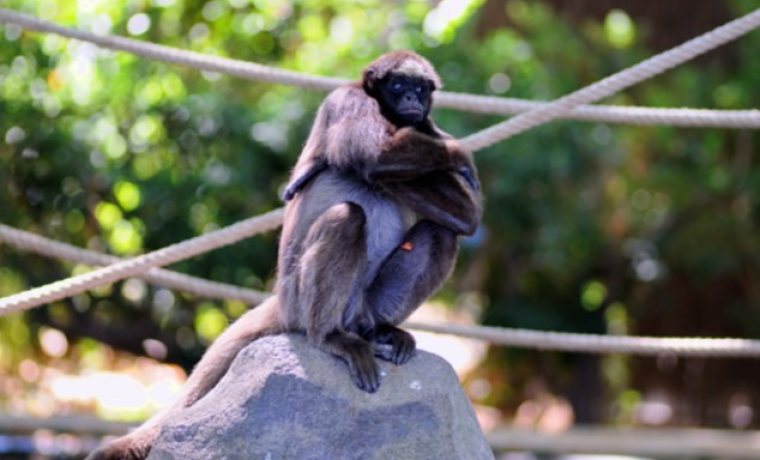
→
(303, 202, 366, 248)
(404, 219, 459, 278)
(366, 220, 458, 325)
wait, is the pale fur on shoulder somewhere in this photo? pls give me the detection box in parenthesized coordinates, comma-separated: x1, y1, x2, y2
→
(323, 85, 393, 169)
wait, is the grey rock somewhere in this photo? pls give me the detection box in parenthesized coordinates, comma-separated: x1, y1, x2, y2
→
(148, 334, 494, 460)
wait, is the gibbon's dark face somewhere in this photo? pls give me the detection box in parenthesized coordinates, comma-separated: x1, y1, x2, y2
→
(377, 73, 433, 127)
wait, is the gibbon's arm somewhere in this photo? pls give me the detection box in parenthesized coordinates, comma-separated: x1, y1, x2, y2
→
(367, 128, 480, 191)
(283, 126, 480, 203)
(282, 93, 332, 201)
(359, 127, 481, 235)
(282, 159, 328, 201)
(385, 170, 482, 236)
(283, 86, 392, 201)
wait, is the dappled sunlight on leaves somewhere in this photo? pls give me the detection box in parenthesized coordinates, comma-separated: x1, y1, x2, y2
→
(1, 311, 185, 422)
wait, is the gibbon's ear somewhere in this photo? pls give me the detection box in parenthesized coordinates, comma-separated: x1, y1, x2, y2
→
(362, 68, 377, 93)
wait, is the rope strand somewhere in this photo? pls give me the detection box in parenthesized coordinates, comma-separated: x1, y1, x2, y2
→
(0, 210, 282, 315)
(0, 224, 268, 305)
(2, 8, 759, 312)
(435, 93, 760, 129)
(2, 8, 760, 358)
(405, 322, 760, 358)
(1, 8, 759, 129)
(6, 223, 760, 357)
(459, 7, 760, 151)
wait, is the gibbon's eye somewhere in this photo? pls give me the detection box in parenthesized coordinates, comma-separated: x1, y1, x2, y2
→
(391, 81, 404, 93)
(414, 85, 423, 94)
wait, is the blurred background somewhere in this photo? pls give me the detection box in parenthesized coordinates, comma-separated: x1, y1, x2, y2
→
(1, 0, 759, 458)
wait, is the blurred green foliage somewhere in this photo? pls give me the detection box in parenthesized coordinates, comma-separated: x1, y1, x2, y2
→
(1, 0, 759, 427)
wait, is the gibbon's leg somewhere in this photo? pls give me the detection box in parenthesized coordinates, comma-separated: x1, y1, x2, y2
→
(364, 219, 458, 364)
(86, 298, 283, 460)
(297, 202, 381, 393)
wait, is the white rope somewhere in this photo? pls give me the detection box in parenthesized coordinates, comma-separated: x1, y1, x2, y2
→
(0, 9, 758, 311)
(8, 224, 759, 359)
(436, 93, 760, 129)
(405, 322, 760, 358)
(459, 7, 760, 151)
(0, 224, 268, 305)
(0, 209, 283, 315)
(1, 9, 760, 360)
(3, 223, 760, 360)
(7, 223, 760, 360)
(1, 8, 759, 129)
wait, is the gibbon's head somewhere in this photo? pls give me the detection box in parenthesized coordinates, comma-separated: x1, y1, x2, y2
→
(362, 51, 442, 128)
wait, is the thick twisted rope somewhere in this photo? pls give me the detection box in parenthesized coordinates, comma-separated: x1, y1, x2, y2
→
(0, 210, 282, 315)
(436, 93, 760, 129)
(0, 224, 268, 305)
(8, 224, 760, 358)
(2, 10, 760, 358)
(1, 9, 759, 315)
(1, 8, 759, 129)
(405, 322, 760, 358)
(459, 7, 760, 151)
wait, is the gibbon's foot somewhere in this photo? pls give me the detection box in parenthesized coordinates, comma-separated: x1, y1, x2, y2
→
(324, 331, 381, 393)
(369, 324, 416, 365)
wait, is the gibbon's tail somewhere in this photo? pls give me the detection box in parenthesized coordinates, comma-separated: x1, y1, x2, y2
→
(182, 296, 283, 405)
(86, 296, 283, 460)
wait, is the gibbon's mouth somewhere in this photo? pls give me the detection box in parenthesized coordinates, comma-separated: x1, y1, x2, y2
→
(398, 108, 423, 117)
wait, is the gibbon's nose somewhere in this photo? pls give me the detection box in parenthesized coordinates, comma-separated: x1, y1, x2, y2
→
(403, 93, 415, 102)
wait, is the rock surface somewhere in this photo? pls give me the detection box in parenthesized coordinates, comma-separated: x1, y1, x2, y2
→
(148, 334, 494, 460)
